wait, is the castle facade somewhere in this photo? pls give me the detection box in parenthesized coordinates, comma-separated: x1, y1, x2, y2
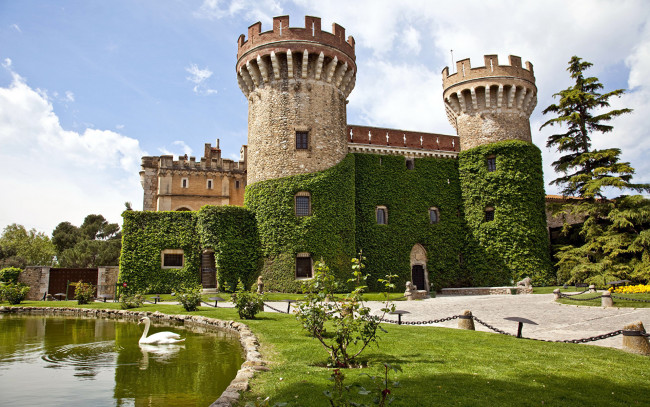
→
(125, 16, 553, 294)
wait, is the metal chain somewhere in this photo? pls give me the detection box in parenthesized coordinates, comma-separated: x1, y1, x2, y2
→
(380, 314, 461, 325)
(201, 301, 216, 308)
(559, 293, 604, 301)
(263, 302, 289, 314)
(558, 289, 590, 297)
(471, 316, 515, 336)
(611, 294, 650, 303)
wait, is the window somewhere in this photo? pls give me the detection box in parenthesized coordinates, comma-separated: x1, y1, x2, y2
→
(295, 191, 311, 216)
(485, 207, 495, 222)
(406, 158, 414, 170)
(207, 179, 213, 189)
(429, 207, 440, 224)
(296, 131, 309, 150)
(296, 253, 313, 278)
(486, 156, 496, 172)
(181, 178, 188, 188)
(161, 249, 184, 269)
(235, 180, 241, 189)
(376, 206, 388, 225)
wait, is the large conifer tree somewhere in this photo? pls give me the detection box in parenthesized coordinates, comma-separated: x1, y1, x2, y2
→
(541, 56, 650, 284)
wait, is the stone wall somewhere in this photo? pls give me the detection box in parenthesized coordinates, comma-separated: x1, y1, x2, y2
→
(440, 286, 532, 295)
(97, 266, 119, 298)
(18, 267, 50, 300)
(456, 113, 532, 151)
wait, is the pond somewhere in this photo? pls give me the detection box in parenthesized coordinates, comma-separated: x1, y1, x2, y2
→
(0, 315, 245, 406)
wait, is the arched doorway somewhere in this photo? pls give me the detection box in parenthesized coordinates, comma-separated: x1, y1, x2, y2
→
(410, 244, 429, 293)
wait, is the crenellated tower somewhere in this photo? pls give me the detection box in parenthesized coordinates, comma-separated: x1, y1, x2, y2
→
(442, 55, 537, 151)
(236, 15, 357, 184)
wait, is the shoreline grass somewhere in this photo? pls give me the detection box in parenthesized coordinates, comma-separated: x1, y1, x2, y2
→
(3, 299, 649, 406)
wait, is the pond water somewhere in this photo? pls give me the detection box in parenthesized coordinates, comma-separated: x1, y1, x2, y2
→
(0, 315, 245, 406)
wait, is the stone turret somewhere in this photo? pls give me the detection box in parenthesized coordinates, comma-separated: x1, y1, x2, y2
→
(236, 15, 356, 184)
(442, 55, 537, 151)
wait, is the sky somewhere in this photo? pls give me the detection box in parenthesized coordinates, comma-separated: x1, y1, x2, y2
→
(1, 0, 649, 234)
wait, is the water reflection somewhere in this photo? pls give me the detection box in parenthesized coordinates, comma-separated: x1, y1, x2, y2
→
(0, 315, 244, 407)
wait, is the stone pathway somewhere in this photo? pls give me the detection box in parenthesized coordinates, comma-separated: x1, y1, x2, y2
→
(360, 293, 650, 350)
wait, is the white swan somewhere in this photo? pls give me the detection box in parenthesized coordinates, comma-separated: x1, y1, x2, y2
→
(138, 317, 185, 344)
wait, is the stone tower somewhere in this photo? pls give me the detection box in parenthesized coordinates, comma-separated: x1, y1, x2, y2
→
(442, 55, 537, 150)
(236, 15, 357, 185)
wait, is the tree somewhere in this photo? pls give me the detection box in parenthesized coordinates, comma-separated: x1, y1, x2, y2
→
(0, 224, 56, 267)
(52, 221, 83, 254)
(540, 56, 645, 199)
(541, 56, 650, 284)
(55, 215, 122, 267)
(80, 214, 120, 241)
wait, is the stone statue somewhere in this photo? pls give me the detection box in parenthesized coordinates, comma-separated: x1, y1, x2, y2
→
(517, 277, 532, 287)
(257, 276, 264, 294)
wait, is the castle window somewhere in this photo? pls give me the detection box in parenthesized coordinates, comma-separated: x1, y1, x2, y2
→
(295, 191, 311, 216)
(296, 253, 313, 279)
(485, 207, 495, 222)
(376, 206, 388, 225)
(296, 131, 309, 150)
(235, 180, 241, 189)
(487, 156, 496, 172)
(181, 178, 188, 188)
(406, 158, 414, 170)
(207, 179, 213, 189)
(429, 207, 440, 224)
(161, 249, 184, 269)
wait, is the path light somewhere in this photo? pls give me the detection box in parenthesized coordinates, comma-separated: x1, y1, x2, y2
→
(503, 316, 538, 338)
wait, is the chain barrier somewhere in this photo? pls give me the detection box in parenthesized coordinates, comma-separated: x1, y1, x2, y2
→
(379, 315, 461, 325)
(558, 289, 590, 297)
(263, 302, 290, 314)
(201, 301, 216, 308)
(471, 316, 516, 336)
(559, 293, 604, 301)
(611, 294, 650, 303)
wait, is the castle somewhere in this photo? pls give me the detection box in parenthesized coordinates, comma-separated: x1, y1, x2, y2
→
(126, 16, 553, 294)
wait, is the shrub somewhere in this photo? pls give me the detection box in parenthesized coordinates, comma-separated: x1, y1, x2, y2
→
(0, 282, 30, 305)
(231, 278, 264, 319)
(73, 280, 95, 305)
(0, 267, 22, 283)
(120, 293, 144, 309)
(176, 284, 203, 312)
(296, 252, 396, 367)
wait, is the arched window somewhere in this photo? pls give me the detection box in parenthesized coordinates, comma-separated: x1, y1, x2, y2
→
(429, 207, 440, 224)
(295, 191, 311, 216)
(376, 206, 388, 225)
(181, 177, 189, 188)
(405, 158, 414, 170)
(486, 155, 496, 172)
(485, 207, 495, 222)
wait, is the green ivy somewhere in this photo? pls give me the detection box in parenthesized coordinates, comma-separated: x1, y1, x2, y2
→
(458, 140, 555, 285)
(119, 211, 200, 293)
(197, 205, 261, 291)
(245, 155, 357, 292)
(354, 154, 467, 291)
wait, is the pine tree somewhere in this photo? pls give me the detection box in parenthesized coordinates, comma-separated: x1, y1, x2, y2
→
(541, 56, 650, 285)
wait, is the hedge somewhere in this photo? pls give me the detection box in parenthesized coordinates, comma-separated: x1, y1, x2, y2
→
(458, 140, 555, 285)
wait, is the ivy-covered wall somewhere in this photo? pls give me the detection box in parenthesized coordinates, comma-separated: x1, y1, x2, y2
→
(354, 154, 467, 291)
(119, 211, 200, 293)
(119, 206, 261, 293)
(244, 155, 357, 292)
(458, 140, 554, 285)
(197, 205, 261, 290)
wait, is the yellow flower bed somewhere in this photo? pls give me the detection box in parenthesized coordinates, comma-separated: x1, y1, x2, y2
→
(613, 284, 650, 294)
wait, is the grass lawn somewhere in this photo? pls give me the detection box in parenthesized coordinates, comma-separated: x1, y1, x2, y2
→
(6, 299, 650, 406)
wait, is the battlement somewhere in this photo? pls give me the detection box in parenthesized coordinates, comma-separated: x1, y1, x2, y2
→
(140, 141, 246, 173)
(237, 16, 355, 64)
(442, 55, 535, 90)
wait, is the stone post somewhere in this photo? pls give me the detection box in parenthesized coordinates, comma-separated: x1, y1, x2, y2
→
(404, 281, 415, 301)
(553, 289, 561, 300)
(622, 321, 650, 356)
(589, 284, 596, 293)
(601, 291, 613, 308)
(458, 310, 475, 330)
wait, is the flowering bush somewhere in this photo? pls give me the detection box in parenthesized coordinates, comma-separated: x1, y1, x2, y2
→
(613, 284, 650, 294)
(176, 284, 203, 311)
(73, 281, 95, 305)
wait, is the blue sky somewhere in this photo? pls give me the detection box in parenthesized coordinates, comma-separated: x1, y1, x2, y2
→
(1, 0, 649, 233)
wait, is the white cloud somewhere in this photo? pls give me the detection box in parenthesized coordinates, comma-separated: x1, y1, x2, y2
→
(194, 0, 282, 26)
(0, 64, 145, 233)
(185, 63, 218, 95)
(401, 26, 421, 56)
(10, 24, 21, 33)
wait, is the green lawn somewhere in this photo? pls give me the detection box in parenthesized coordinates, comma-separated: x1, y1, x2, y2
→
(5, 299, 650, 406)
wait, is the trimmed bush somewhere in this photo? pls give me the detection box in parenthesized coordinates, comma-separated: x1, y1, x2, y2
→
(231, 279, 264, 319)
